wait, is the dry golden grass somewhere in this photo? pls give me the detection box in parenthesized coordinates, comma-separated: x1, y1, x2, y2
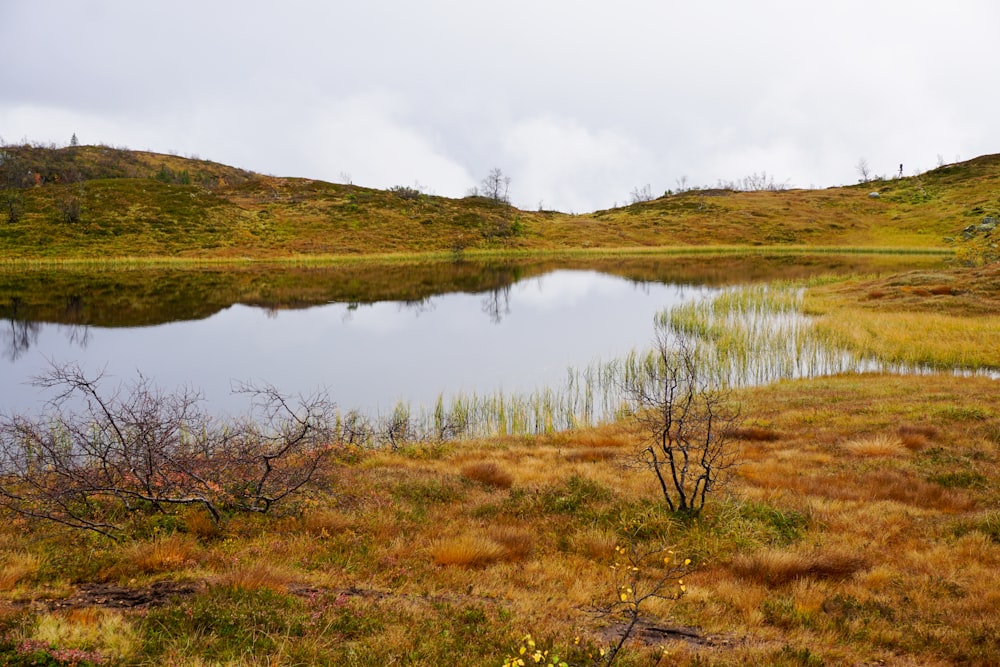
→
(182, 508, 223, 539)
(103, 535, 201, 580)
(214, 561, 299, 592)
(898, 423, 938, 451)
(24, 608, 139, 660)
(728, 425, 782, 442)
(460, 460, 514, 488)
(729, 547, 868, 586)
(302, 509, 353, 537)
(488, 525, 534, 561)
(563, 447, 620, 463)
(571, 527, 618, 561)
(0, 551, 40, 590)
(3, 372, 1000, 665)
(841, 432, 908, 457)
(430, 534, 508, 568)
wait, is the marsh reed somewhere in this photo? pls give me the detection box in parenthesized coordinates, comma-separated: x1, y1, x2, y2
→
(341, 283, 994, 447)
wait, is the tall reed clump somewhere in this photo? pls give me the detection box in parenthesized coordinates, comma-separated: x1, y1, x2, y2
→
(332, 282, 974, 447)
(659, 284, 867, 389)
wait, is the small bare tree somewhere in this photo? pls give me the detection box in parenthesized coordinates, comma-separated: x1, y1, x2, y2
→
(856, 157, 872, 184)
(629, 184, 654, 204)
(0, 364, 339, 539)
(480, 167, 511, 204)
(624, 332, 741, 515)
(597, 532, 692, 666)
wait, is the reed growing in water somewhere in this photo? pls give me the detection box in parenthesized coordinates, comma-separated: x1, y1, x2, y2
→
(339, 282, 996, 447)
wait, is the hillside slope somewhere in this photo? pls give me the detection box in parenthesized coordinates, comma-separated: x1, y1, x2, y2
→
(2, 145, 997, 259)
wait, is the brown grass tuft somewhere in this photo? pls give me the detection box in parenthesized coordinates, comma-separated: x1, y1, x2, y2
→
(897, 424, 938, 451)
(730, 548, 867, 586)
(868, 469, 976, 511)
(564, 448, 620, 463)
(303, 509, 353, 537)
(488, 526, 534, 561)
(0, 552, 41, 590)
(572, 528, 618, 561)
(216, 561, 297, 592)
(431, 534, 507, 568)
(109, 535, 201, 578)
(729, 426, 782, 442)
(183, 508, 223, 539)
(460, 461, 514, 489)
(841, 433, 907, 457)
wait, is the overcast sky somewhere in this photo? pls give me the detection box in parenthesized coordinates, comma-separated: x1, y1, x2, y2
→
(2, 1, 997, 212)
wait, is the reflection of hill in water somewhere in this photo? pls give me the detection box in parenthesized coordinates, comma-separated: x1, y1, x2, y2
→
(0, 254, 945, 330)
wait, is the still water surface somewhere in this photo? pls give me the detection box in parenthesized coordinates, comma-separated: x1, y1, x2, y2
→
(1, 270, 710, 415)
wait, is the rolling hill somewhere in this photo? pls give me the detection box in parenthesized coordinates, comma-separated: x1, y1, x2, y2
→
(1, 144, 998, 259)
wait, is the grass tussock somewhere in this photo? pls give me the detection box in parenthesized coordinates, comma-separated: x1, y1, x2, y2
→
(563, 447, 620, 463)
(29, 608, 138, 661)
(729, 425, 782, 442)
(0, 551, 40, 590)
(302, 509, 353, 537)
(841, 433, 908, 457)
(898, 423, 939, 451)
(430, 534, 509, 568)
(460, 461, 514, 489)
(215, 562, 299, 592)
(730, 547, 868, 586)
(103, 535, 202, 580)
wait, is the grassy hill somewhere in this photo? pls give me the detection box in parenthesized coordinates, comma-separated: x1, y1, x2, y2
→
(4, 146, 1000, 666)
(2, 145, 998, 259)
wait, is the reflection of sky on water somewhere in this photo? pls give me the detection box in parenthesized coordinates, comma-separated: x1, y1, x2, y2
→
(0, 271, 712, 416)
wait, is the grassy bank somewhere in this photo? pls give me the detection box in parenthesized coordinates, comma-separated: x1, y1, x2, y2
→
(1, 372, 998, 665)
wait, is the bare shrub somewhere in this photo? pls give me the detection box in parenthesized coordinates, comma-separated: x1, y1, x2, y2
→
(624, 333, 742, 515)
(629, 184, 654, 204)
(717, 172, 788, 192)
(480, 167, 511, 204)
(58, 193, 82, 223)
(0, 363, 340, 539)
(389, 185, 421, 200)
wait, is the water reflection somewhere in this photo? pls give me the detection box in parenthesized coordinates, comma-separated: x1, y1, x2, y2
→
(0, 270, 711, 416)
(0, 254, 949, 417)
(481, 286, 511, 324)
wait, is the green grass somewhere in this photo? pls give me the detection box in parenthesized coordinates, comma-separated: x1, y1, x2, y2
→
(3, 144, 996, 259)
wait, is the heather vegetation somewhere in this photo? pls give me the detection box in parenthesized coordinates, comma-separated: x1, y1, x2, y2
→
(1, 144, 999, 665)
(2, 143, 998, 259)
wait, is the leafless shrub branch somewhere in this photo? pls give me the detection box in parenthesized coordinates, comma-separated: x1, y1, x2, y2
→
(0, 363, 340, 539)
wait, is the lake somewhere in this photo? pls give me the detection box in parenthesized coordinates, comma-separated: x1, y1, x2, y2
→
(0, 254, 947, 418)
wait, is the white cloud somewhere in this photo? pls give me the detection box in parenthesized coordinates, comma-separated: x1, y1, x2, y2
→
(503, 117, 652, 212)
(1, 1, 999, 211)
